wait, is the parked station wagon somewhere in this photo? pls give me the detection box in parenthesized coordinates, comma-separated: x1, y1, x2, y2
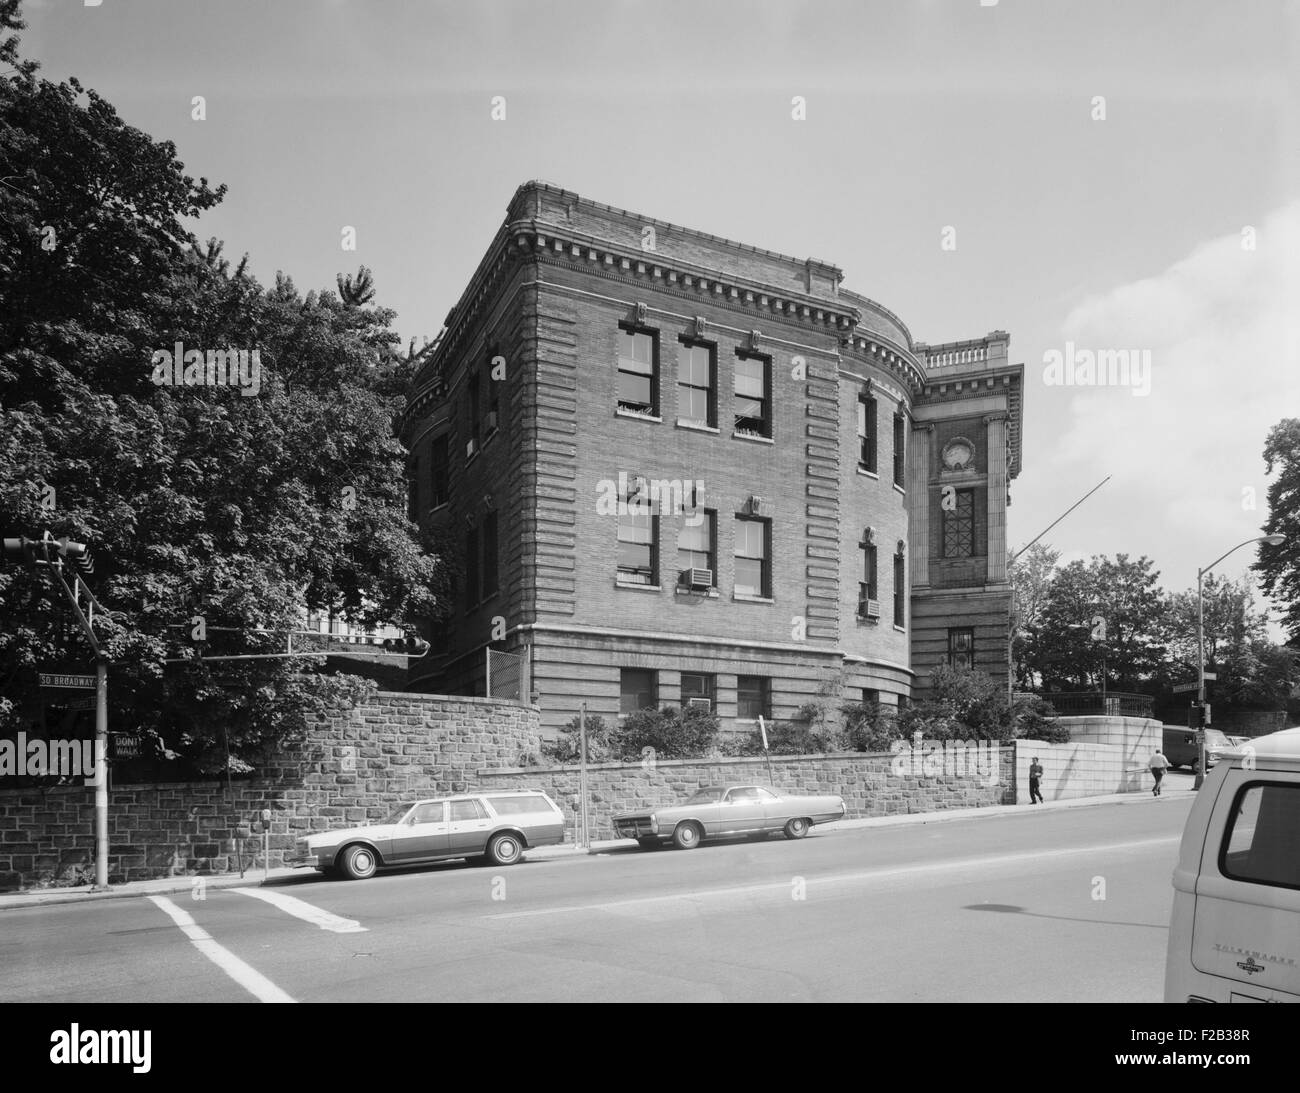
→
(293, 790, 566, 879)
(614, 785, 847, 850)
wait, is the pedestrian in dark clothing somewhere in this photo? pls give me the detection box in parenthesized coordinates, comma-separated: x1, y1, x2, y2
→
(1029, 757, 1044, 804)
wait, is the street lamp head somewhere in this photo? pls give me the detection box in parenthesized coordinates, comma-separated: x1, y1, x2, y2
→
(1262, 533, 1286, 546)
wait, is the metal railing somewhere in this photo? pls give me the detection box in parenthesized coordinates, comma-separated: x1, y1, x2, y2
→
(1020, 691, 1154, 719)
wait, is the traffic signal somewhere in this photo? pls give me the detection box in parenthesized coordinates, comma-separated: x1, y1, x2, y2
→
(1203, 702, 1212, 727)
(382, 634, 430, 656)
(2, 534, 91, 569)
(1189, 703, 1205, 728)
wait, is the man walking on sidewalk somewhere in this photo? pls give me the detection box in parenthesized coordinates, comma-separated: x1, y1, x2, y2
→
(1028, 756, 1044, 804)
(1149, 748, 1170, 796)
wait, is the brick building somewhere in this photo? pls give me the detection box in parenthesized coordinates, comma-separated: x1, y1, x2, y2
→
(400, 182, 1024, 735)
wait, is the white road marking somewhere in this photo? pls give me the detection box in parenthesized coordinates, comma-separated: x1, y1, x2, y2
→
(230, 887, 367, 933)
(488, 836, 1179, 920)
(146, 895, 296, 1003)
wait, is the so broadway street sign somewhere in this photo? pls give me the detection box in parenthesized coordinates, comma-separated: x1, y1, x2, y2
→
(39, 673, 97, 690)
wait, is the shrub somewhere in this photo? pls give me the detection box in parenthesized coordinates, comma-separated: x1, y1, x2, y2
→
(610, 705, 720, 759)
(539, 713, 613, 764)
(841, 700, 906, 752)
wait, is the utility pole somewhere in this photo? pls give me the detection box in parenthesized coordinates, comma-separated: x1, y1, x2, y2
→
(1192, 533, 1286, 789)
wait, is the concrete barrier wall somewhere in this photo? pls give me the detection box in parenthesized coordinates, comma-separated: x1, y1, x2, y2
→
(1015, 738, 1149, 803)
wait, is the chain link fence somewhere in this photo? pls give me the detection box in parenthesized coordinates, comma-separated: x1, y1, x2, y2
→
(486, 647, 529, 703)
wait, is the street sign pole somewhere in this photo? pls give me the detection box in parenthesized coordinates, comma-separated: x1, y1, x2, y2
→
(94, 658, 108, 888)
(578, 703, 590, 850)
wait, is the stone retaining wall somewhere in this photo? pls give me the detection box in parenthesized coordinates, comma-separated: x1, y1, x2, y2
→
(0, 693, 540, 890)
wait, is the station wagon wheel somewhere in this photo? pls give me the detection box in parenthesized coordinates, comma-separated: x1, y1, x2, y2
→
(783, 818, 810, 840)
(339, 844, 378, 880)
(486, 832, 523, 866)
(672, 822, 702, 850)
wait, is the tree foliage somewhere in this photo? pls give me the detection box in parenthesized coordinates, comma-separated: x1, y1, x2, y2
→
(1256, 418, 1300, 644)
(0, 17, 447, 769)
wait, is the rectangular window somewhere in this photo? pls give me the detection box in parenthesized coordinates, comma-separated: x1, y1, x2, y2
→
(677, 339, 716, 426)
(681, 672, 716, 710)
(893, 548, 905, 626)
(617, 326, 658, 415)
(1220, 782, 1300, 889)
(465, 526, 480, 610)
(676, 509, 716, 585)
(482, 511, 499, 597)
(737, 676, 770, 720)
(735, 516, 770, 597)
(948, 627, 974, 670)
(858, 393, 877, 473)
(620, 668, 656, 715)
(429, 434, 450, 509)
(862, 688, 880, 707)
(468, 375, 481, 454)
(859, 540, 878, 615)
(734, 352, 771, 438)
(943, 488, 976, 558)
(617, 482, 658, 585)
(893, 412, 906, 487)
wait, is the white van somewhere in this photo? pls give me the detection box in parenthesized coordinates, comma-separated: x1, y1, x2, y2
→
(1165, 727, 1300, 1003)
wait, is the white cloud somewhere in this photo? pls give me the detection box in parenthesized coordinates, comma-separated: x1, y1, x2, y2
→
(1034, 202, 1300, 632)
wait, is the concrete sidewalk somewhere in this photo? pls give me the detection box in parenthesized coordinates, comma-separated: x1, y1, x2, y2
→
(0, 779, 1193, 911)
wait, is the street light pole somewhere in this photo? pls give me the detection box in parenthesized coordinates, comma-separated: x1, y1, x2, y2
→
(1192, 533, 1286, 789)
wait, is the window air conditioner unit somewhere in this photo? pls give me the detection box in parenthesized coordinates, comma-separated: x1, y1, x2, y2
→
(681, 567, 713, 589)
(866, 599, 882, 619)
(687, 698, 712, 712)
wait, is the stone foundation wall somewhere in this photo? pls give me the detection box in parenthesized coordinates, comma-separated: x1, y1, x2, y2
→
(0, 693, 540, 890)
(482, 748, 1016, 841)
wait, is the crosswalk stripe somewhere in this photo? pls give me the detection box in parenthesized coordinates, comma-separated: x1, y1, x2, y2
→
(147, 895, 296, 1003)
(231, 887, 367, 933)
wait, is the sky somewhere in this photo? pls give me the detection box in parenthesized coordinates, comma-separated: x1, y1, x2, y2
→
(18, 0, 1300, 627)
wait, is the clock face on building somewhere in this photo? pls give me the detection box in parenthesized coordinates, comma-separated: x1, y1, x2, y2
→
(941, 438, 974, 471)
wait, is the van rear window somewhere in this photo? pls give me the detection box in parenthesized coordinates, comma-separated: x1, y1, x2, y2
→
(1219, 781, 1300, 890)
(488, 794, 553, 816)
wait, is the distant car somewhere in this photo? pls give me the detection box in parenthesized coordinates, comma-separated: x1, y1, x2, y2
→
(292, 790, 566, 880)
(1162, 727, 1230, 773)
(614, 785, 846, 850)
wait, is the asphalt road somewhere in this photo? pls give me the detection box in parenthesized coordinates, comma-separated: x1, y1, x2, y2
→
(0, 794, 1192, 1003)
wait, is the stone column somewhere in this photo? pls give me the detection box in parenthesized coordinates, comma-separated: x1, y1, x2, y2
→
(985, 413, 1008, 584)
(908, 423, 932, 588)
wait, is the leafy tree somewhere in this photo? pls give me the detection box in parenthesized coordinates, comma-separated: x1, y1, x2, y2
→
(900, 665, 1066, 743)
(1164, 575, 1296, 711)
(1009, 542, 1060, 690)
(1030, 554, 1167, 693)
(0, 15, 446, 770)
(1255, 418, 1300, 644)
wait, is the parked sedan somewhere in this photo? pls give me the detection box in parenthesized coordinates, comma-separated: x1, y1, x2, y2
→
(614, 785, 846, 850)
(292, 790, 566, 879)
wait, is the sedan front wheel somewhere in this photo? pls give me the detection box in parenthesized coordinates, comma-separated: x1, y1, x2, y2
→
(783, 818, 810, 840)
(672, 822, 702, 850)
